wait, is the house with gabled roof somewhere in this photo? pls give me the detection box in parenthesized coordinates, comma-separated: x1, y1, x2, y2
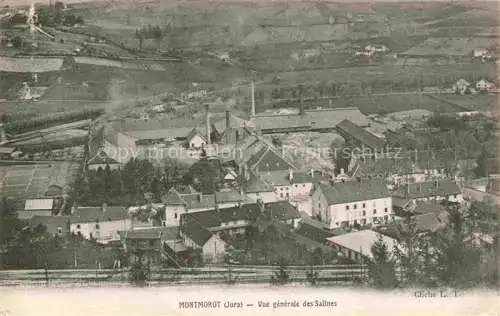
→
(311, 181, 392, 229)
(87, 150, 121, 171)
(69, 204, 132, 244)
(186, 128, 207, 149)
(179, 219, 227, 263)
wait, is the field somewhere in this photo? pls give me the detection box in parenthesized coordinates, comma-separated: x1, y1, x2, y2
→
(429, 94, 499, 113)
(0, 161, 81, 199)
(401, 37, 498, 57)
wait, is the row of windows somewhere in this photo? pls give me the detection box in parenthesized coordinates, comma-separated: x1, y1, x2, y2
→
(276, 184, 307, 191)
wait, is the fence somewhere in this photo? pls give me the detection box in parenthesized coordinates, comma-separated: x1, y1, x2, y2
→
(0, 264, 368, 286)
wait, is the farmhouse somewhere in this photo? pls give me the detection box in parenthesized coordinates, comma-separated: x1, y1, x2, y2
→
(264, 200, 302, 228)
(70, 204, 132, 244)
(452, 78, 471, 95)
(326, 229, 398, 262)
(119, 227, 180, 264)
(476, 79, 495, 92)
(311, 181, 392, 229)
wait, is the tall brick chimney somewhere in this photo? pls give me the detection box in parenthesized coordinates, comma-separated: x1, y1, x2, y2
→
(205, 104, 211, 144)
(225, 110, 230, 130)
(251, 82, 256, 117)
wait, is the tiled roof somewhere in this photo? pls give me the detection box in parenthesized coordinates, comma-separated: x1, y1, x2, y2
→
(29, 215, 70, 233)
(327, 229, 398, 260)
(295, 222, 334, 243)
(336, 119, 384, 149)
(247, 146, 295, 172)
(186, 128, 206, 142)
(413, 203, 447, 215)
(183, 219, 214, 246)
(122, 127, 194, 141)
(215, 190, 245, 203)
(243, 170, 275, 193)
(180, 203, 262, 230)
(392, 180, 461, 199)
(352, 158, 414, 179)
(392, 197, 411, 209)
(212, 114, 249, 134)
(175, 185, 198, 196)
(183, 194, 216, 210)
(87, 151, 119, 165)
(265, 201, 301, 221)
(70, 206, 129, 224)
(162, 188, 186, 205)
(0, 147, 15, 154)
(121, 227, 179, 240)
(318, 181, 390, 205)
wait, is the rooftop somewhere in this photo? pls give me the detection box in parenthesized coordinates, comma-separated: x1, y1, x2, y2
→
(265, 200, 301, 221)
(318, 181, 390, 205)
(24, 198, 54, 211)
(28, 215, 70, 233)
(336, 119, 384, 149)
(327, 229, 398, 260)
(392, 180, 461, 199)
(70, 206, 129, 224)
(251, 107, 369, 132)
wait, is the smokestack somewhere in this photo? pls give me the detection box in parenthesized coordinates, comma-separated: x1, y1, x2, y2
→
(0, 123, 6, 144)
(251, 82, 255, 117)
(205, 104, 211, 144)
(225, 110, 230, 130)
(299, 84, 305, 115)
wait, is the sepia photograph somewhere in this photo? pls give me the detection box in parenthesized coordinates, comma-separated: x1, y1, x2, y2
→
(0, 0, 498, 315)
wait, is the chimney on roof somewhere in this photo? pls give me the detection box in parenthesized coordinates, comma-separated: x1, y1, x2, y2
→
(225, 110, 230, 130)
(0, 123, 7, 144)
(101, 202, 107, 212)
(299, 84, 305, 116)
(205, 104, 211, 144)
(251, 82, 256, 117)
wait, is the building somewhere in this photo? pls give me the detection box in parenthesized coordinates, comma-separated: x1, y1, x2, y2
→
(0, 147, 14, 159)
(452, 78, 471, 95)
(119, 227, 180, 264)
(28, 215, 70, 236)
(70, 204, 132, 244)
(161, 188, 249, 226)
(326, 229, 398, 262)
(263, 200, 302, 228)
(473, 48, 489, 58)
(311, 181, 392, 229)
(476, 79, 495, 92)
(87, 151, 121, 171)
(250, 107, 370, 135)
(365, 44, 388, 53)
(242, 169, 278, 203)
(179, 219, 227, 263)
(18, 198, 56, 220)
(392, 179, 463, 205)
(186, 128, 207, 149)
(336, 119, 385, 151)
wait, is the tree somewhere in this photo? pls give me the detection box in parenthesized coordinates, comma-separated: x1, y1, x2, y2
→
(270, 257, 290, 286)
(305, 266, 319, 286)
(368, 234, 398, 289)
(393, 215, 420, 285)
(129, 249, 148, 287)
(475, 146, 490, 178)
(11, 36, 23, 48)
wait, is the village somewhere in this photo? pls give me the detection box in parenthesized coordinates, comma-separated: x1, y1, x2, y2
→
(0, 0, 498, 288)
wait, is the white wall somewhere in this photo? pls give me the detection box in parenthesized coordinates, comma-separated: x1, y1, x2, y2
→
(202, 235, 226, 263)
(311, 186, 329, 223)
(70, 219, 132, 244)
(327, 197, 392, 229)
(164, 205, 186, 227)
(246, 191, 278, 203)
(189, 135, 206, 149)
(293, 198, 312, 216)
(275, 182, 313, 201)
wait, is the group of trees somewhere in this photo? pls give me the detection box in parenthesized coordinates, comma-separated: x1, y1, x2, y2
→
(368, 202, 499, 289)
(135, 24, 163, 49)
(37, 8, 84, 27)
(5, 108, 104, 135)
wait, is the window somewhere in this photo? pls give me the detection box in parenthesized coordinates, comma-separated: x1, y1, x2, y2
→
(384, 208, 388, 212)
(294, 184, 298, 188)
(96, 224, 100, 229)
(174, 213, 178, 219)
(345, 205, 350, 210)
(453, 194, 457, 198)
(373, 209, 377, 214)
(108, 218, 112, 222)
(362, 211, 366, 216)
(354, 204, 357, 209)
(302, 184, 306, 187)
(76, 224, 81, 229)
(362, 203, 366, 208)
(57, 227, 62, 234)
(280, 193, 284, 198)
